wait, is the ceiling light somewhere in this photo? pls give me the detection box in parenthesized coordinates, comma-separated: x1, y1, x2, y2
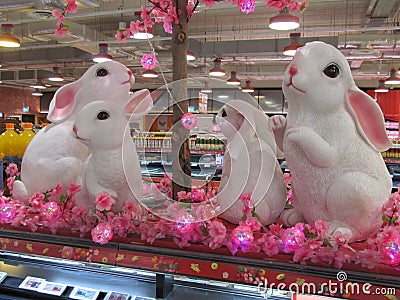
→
(187, 51, 196, 61)
(142, 69, 158, 78)
(374, 79, 389, 93)
(201, 81, 212, 93)
(30, 80, 46, 90)
(226, 71, 241, 85)
(209, 58, 225, 76)
(132, 27, 153, 39)
(48, 67, 64, 82)
(385, 68, 400, 85)
(93, 43, 113, 63)
(283, 32, 302, 56)
(241, 80, 254, 93)
(268, 8, 300, 31)
(0, 24, 20, 48)
(32, 89, 43, 97)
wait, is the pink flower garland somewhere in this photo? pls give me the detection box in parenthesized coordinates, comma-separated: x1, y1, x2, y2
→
(1, 164, 399, 272)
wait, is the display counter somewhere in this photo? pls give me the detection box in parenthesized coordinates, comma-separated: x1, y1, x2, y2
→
(0, 229, 398, 300)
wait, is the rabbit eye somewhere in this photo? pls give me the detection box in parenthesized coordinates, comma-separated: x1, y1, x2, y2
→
(221, 109, 227, 118)
(97, 111, 110, 120)
(323, 64, 340, 78)
(96, 68, 109, 77)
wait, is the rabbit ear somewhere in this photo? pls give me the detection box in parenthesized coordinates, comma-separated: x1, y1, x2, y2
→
(47, 81, 82, 123)
(124, 89, 153, 118)
(347, 87, 392, 152)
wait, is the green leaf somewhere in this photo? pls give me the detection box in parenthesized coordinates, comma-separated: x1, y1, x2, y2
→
(200, 225, 209, 237)
(241, 214, 247, 221)
(60, 194, 68, 204)
(43, 192, 50, 203)
(390, 216, 399, 225)
(64, 23, 71, 30)
(304, 227, 318, 239)
(323, 238, 333, 248)
(382, 215, 391, 223)
(252, 211, 260, 221)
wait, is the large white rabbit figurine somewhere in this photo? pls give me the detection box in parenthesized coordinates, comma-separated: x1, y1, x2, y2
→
(216, 100, 287, 225)
(271, 41, 392, 242)
(13, 61, 143, 202)
(73, 90, 153, 212)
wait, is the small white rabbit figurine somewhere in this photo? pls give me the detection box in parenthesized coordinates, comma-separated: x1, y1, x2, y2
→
(216, 100, 287, 225)
(13, 61, 142, 202)
(73, 89, 153, 212)
(271, 41, 392, 242)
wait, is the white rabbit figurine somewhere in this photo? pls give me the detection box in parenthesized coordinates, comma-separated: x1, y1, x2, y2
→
(216, 100, 287, 225)
(271, 41, 392, 242)
(13, 61, 143, 202)
(73, 90, 153, 212)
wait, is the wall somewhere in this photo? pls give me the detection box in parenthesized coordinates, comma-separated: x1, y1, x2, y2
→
(0, 86, 41, 121)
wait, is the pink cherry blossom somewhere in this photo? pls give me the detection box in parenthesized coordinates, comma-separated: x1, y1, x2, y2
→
(66, 0, 78, 13)
(283, 172, 291, 185)
(258, 234, 280, 256)
(29, 192, 45, 210)
(95, 191, 114, 211)
(314, 220, 329, 236)
(115, 30, 127, 43)
(68, 182, 81, 197)
(241, 216, 261, 231)
(6, 177, 15, 193)
(293, 246, 314, 264)
(5, 163, 19, 177)
(55, 22, 69, 36)
(52, 9, 64, 22)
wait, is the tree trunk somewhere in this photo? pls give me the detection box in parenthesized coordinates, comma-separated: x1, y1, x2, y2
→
(171, 0, 191, 199)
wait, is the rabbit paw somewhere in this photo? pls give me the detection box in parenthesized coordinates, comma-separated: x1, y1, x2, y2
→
(286, 125, 316, 144)
(270, 115, 286, 130)
(280, 208, 305, 227)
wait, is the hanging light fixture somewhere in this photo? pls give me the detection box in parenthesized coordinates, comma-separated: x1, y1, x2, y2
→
(30, 80, 46, 90)
(385, 68, 400, 85)
(242, 80, 254, 93)
(93, 43, 113, 63)
(227, 71, 241, 85)
(0, 24, 20, 48)
(283, 32, 302, 56)
(209, 58, 225, 76)
(187, 51, 196, 61)
(32, 89, 43, 97)
(142, 69, 158, 78)
(48, 67, 64, 82)
(132, 27, 153, 39)
(374, 79, 389, 93)
(201, 81, 212, 93)
(268, 8, 300, 31)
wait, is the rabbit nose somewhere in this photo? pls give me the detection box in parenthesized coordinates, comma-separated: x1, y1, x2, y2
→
(73, 125, 78, 134)
(127, 69, 133, 77)
(289, 66, 298, 76)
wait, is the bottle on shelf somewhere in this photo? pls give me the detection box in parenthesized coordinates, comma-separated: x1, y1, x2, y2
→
(16, 123, 36, 159)
(0, 123, 20, 165)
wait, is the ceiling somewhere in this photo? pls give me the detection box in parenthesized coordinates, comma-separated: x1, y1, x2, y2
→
(1, 0, 400, 91)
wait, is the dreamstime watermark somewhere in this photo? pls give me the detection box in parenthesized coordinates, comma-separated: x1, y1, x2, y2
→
(257, 271, 396, 298)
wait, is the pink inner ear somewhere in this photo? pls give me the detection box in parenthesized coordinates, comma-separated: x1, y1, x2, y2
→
(124, 90, 152, 115)
(51, 88, 76, 120)
(48, 81, 81, 123)
(348, 90, 392, 152)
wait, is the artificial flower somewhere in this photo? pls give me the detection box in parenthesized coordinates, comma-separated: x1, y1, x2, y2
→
(95, 191, 114, 211)
(5, 163, 19, 177)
